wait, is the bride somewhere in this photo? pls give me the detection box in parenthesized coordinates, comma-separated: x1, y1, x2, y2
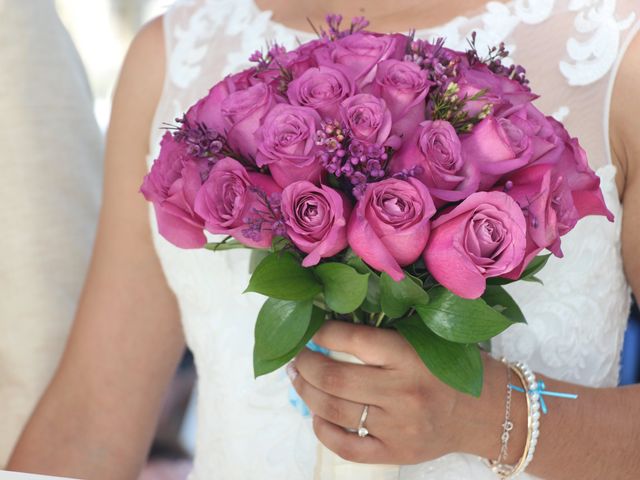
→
(8, 0, 640, 479)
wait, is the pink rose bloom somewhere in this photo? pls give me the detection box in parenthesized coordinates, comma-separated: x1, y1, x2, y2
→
(456, 63, 536, 116)
(340, 93, 394, 145)
(462, 104, 561, 188)
(348, 178, 436, 281)
(185, 79, 234, 135)
(423, 191, 527, 299)
(503, 165, 578, 267)
(281, 181, 351, 267)
(391, 120, 479, 205)
(141, 132, 207, 248)
(220, 83, 275, 161)
(316, 32, 406, 89)
(194, 157, 281, 248)
(545, 118, 613, 221)
(287, 65, 354, 120)
(273, 39, 324, 78)
(255, 104, 324, 188)
(374, 59, 432, 139)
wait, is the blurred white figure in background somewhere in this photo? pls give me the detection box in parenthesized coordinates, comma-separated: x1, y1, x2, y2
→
(0, 0, 102, 465)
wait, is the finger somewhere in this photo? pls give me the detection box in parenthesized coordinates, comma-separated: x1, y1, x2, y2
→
(289, 363, 385, 433)
(312, 320, 412, 367)
(312, 415, 390, 464)
(294, 347, 400, 404)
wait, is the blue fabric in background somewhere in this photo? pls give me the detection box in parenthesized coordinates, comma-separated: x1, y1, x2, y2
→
(620, 301, 640, 385)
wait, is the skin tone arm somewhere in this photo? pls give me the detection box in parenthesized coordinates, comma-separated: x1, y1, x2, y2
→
(290, 28, 640, 480)
(7, 17, 183, 480)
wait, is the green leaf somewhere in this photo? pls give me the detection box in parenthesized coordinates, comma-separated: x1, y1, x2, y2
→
(395, 315, 483, 397)
(380, 272, 430, 319)
(248, 250, 269, 274)
(482, 285, 526, 324)
(346, 255, 382, 313)
(520, 254, 551, 281)
(245, 252, 322, 301)
(415, 287, 513, 343)
(314, 263, 369, 314)
(254, 298, 313, 360)
(254, 306, 326, 377)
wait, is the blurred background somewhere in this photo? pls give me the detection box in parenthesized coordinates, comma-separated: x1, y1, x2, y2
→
(55, 2, 198, 479)
(3, 1, 639, 479)
(56, 0, 168, 131)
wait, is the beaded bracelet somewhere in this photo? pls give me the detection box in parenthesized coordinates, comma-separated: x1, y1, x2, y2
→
(508, 361, 541, 476)
(487, 360, 541, 478)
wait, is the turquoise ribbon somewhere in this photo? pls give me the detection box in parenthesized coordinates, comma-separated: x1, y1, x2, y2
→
(509, 380, 578, 414)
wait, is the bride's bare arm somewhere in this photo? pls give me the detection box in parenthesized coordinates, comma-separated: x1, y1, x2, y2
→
(7, 17, 184, 479)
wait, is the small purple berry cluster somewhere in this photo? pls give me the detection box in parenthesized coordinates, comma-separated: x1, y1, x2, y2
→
(173, 116, 228, 159)
(320, 14, 370, 41)
(466, 32, 530, 89)
(315, 120, 391, 199)
(405, 36, 461, 91)
(242, 188, 287, 242)
(249, 42, 288, 71)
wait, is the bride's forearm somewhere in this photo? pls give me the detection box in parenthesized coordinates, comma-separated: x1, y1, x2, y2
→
(459, 356, 640, 479)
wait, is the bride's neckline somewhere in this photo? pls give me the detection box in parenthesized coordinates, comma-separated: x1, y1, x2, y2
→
(248, 0, 516, 38)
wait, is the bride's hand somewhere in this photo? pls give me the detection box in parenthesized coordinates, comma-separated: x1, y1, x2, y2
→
(289, 320, 517, 465)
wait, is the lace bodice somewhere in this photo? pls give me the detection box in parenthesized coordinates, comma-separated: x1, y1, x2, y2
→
(146, 1, 638, 478)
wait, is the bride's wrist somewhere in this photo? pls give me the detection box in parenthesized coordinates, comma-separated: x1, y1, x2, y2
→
(451, 354, 528, 463)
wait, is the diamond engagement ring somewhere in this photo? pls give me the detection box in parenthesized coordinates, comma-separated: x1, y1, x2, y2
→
(357, 404, 369, 437)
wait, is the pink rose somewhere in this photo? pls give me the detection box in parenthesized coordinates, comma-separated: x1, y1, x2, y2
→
(316, 32, 406, 89)
(255, 104, 324, 188)
(141, 132, 206, 248)
(220, 83, 275, 161)
(287, 65, 354, 120)
(391, 120, 479, 205)
(374, 59, 431, 138)
(273, 39, 324, 78)
(347, 178, 436, 281)
(194, 157, 281, 248)
(546, 118, 613, 222)
(423, 191, 527, 299)
(456, 63, 536, 116)
(281, 181, 351, 267)
(340, 94, 393, 145)
(502, 165, 577, 270)
(185, 79, 233, 135)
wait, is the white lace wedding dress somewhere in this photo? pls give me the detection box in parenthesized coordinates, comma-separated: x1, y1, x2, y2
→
(146, 1, 639, 478)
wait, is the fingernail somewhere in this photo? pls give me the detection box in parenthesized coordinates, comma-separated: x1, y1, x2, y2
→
(286, 362, 298, 382)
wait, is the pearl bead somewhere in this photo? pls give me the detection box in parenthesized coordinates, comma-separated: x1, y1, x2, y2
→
(532, 411, 541, 421)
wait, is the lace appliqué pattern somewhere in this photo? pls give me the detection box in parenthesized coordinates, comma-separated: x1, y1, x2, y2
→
(560, 0, 637, 85)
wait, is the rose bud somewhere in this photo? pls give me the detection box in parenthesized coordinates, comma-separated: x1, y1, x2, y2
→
(423, 191, 527, 299)
(280, 181, 351, 267)
(141, 132, 207, 248)
(255, 104, 324, 188)
(194, 157, 281, 248)
(348, 178, 436, 281)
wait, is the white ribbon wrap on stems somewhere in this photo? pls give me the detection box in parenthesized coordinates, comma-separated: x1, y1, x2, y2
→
(313, 350, 401, 480)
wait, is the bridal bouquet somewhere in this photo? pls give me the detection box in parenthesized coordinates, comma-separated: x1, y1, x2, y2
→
(141, 16, 612, 397)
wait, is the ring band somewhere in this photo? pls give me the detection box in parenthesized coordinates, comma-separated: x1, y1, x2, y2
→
(357, 404, 369, 437)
